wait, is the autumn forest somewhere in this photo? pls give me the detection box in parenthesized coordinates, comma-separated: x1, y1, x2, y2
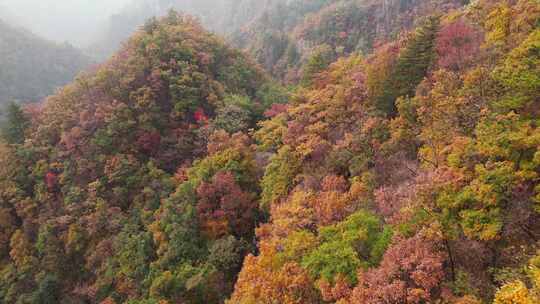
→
(0, 0, 539, 303)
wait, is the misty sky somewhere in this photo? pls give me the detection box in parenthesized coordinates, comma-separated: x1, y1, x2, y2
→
(0, 0, 132, 46)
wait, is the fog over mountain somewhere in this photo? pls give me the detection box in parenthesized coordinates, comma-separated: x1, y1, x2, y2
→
(0, 0, 130, 46)
(0, 0, 277, 56)
(0, 18, 93, 106)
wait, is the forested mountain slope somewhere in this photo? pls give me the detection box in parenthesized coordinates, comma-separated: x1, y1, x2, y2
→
(0, 12, 285, 303)
(232, 0, 469, 81)
(90, 0, 469, 79)
(0, 20, 92, 106)
(0, 0, 538, 303)
(229, 0, 540, 303)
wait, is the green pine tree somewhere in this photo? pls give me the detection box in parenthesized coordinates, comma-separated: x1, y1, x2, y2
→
(1, 102, 30, 144)
(377, 16, 440, 115)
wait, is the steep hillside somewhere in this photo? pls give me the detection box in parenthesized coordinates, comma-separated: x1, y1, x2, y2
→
(90, 0, 471, 82)
(232, 0, 468, 82)
(91, 0, 468, 79)
(229, 0, 540, 303)
(0, 12, 282, 303)
(0, 20, 92, 106)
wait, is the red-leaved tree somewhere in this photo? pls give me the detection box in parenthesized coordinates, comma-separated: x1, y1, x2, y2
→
(350, 232, 447, 304)
(436, 19, 482, 71)
(136, 131, 161, 156)
(196, 171, 256, 239)
(45, 172, 58, 192)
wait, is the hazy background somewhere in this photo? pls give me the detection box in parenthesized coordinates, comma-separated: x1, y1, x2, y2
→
(0, 0, 273, 104)
(0, 0, 131, 46)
